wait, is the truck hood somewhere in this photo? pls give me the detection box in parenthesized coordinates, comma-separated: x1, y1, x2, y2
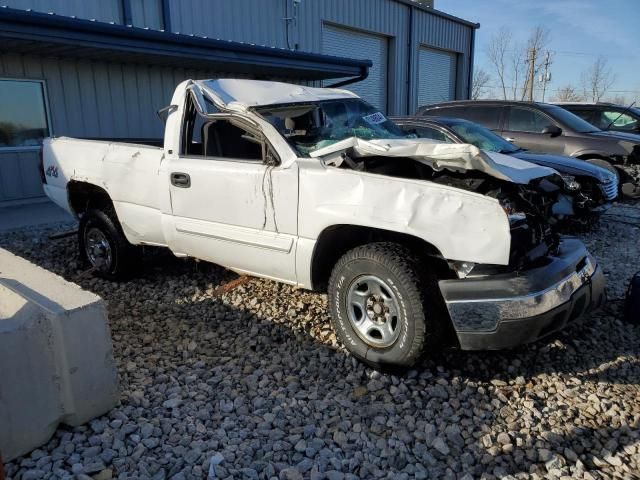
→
(512, 150, 615, 182)
(309, 137, 557, 184)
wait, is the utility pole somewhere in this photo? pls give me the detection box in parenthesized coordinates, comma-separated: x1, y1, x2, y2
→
(527, 47, 537, 102)
(540, 51, 552, 102)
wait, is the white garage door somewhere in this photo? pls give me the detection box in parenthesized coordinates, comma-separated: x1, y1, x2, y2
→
(323, 25, 388, 112)
(418, 47, 457, 106)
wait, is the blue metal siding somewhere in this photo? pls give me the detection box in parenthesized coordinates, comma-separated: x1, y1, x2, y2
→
(130, 0, 164, 30)
(167, 0, 472, 115)
(0, 52, 220, 201)
(0, 0, 122, 23)
(410, 8, 472, 112)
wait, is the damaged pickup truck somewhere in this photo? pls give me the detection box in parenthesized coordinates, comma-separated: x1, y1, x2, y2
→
(42, 79, 606, 369)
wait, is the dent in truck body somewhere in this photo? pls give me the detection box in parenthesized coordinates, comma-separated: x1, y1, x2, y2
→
(297, 158, 512, 269)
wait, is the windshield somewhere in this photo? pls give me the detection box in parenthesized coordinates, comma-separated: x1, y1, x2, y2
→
(255, 99, 409, 156)
(443, 119, 520, 154)
(545, 105, 601, 133)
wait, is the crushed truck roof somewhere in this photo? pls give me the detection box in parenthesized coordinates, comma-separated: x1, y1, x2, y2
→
(197, 78, 358, 109)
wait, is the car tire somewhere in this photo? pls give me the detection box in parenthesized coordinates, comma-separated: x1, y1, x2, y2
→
(79, 207, 141, 280)
(328, 242, 444, 370)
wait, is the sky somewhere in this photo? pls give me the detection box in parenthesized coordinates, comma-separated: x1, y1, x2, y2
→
(440, 0, 640, 102)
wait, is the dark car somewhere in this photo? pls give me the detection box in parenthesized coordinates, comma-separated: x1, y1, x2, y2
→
(554, 102, 640, 134)
(417, 100, 640, 195)
(392, 116, 618, 213)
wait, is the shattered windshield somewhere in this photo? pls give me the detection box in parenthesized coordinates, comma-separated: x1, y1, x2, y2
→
(255, 99, 410, 156)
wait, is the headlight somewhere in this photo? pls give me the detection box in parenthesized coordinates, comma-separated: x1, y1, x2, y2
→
(560, 174, 581, 192)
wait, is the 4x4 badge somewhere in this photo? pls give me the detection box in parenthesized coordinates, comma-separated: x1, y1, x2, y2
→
(46, 165, 58, 178)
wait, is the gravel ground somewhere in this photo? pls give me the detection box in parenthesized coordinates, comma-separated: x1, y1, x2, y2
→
(2, 203, 640, 480)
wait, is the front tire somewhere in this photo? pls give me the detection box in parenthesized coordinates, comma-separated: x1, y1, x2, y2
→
(328, 242, 443, 369)
(78, 207, 141, 280)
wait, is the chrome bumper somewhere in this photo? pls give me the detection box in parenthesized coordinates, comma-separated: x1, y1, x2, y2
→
(438, 238, 606, 350)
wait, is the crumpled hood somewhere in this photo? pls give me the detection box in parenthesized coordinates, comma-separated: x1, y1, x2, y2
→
(309, 137, 557, 184)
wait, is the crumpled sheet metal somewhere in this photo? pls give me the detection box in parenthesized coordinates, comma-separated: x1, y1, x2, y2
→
(299, 159, 512, 265)
(310, 137, 557, 184)
(197, 79, 359, 110)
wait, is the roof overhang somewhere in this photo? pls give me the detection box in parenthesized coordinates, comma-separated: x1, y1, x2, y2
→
(0, 6, 371, 81)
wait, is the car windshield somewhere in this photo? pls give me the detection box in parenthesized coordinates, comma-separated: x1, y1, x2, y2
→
(255, 98, 409, 156)
(545, 105, 601, 133)
(442, 119, 520, 154)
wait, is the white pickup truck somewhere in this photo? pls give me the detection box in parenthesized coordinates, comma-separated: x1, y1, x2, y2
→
(42, 79, 605, 368)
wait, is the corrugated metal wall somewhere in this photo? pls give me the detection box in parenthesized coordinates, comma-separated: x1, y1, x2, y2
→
(0, 52, 219, 202)
(0, 53, 220, 139)
(411, 8, 472, 111)
(1, 0, 474, 115)
(0, 0, 122, 23)
(130, 0, 164, 30)
(167, 0, 472, 114)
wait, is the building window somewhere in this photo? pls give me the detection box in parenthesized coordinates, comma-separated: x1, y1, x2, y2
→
(0, 79, 50, 149)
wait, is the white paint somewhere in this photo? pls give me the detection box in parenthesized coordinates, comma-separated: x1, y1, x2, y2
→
(197, 78, 358, 110)
(310, 137, 556, 184)
(42, 79, 559, 290)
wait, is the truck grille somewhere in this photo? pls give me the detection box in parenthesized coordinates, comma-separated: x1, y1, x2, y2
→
(600, 178, 619, 201)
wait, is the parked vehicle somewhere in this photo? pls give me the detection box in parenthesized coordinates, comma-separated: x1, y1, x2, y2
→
(392, 115, 619, 215)
(554, 102, 640, 134)
(42, 79, 605, 369)
(418, 100, 640, 196)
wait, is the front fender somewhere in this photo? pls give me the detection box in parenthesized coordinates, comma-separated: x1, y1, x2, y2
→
(298, 160, 511, 266)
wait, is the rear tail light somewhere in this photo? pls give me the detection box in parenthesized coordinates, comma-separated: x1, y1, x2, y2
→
(39, 146, 46, 184)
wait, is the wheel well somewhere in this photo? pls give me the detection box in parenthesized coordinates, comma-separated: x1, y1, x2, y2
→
(68, 181, 113, 216)
(310, 225, 452, 292)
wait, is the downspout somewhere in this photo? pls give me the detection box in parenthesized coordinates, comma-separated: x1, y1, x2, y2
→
(326, 66, 370, 89)
(406, 4, 414, 114)
(467, 24, 477, 99)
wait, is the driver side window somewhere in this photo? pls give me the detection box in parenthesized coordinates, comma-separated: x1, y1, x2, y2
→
(507, 107, 553, 133)
(182, 94, 263, 161)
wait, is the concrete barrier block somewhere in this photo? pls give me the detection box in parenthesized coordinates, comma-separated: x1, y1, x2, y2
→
(0, 248, 119, 462)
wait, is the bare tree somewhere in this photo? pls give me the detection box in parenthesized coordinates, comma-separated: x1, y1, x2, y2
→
(581, 56, 616, 102)
(472, 69, 492, 99)
(552, 85, 583, 102)
(485, 26, 550, 101)
(485, 27, 511, 100)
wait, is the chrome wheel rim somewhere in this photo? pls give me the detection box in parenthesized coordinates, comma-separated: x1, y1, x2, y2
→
(85, 227, 112, 270)
(346, 275, 401, 348)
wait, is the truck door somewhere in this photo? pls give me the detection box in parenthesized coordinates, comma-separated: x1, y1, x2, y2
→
(166, 93, 299, 283)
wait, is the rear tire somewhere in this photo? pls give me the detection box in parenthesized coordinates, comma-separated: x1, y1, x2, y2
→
(328, 242, 444, 370)
(78, 207, 141, 280)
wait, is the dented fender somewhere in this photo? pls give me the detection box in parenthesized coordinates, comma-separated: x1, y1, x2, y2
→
(298, 159, 512, 266)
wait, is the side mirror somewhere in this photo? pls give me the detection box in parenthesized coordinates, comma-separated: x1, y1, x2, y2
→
(542, 125, 562, 137)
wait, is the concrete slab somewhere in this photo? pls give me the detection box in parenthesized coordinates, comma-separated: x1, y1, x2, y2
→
(0, 248, 119, 461)
(0, 199, 75, 233)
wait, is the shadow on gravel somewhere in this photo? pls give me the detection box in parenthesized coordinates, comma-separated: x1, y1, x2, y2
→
(2, 226, 639, 478)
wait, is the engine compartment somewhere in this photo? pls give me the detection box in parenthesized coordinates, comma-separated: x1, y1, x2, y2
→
(334, 153, 562, 270)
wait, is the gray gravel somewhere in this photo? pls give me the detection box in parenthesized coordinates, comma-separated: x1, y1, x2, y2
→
(2, 203, 640, 480)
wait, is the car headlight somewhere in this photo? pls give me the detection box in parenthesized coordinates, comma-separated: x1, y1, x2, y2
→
(560, 174, 581, 192)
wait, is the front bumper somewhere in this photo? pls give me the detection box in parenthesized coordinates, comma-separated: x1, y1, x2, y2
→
(439, 238, 606, 350)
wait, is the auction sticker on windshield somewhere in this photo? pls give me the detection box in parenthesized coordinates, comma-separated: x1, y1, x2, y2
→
(363, 112, 387, 125)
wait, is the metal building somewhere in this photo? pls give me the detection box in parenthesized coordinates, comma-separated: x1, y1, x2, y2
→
(0, 0, 477, 205)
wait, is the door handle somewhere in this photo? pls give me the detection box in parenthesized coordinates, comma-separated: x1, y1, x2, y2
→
(505, 137, 516, 142)
(171, 172, 191, 188)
